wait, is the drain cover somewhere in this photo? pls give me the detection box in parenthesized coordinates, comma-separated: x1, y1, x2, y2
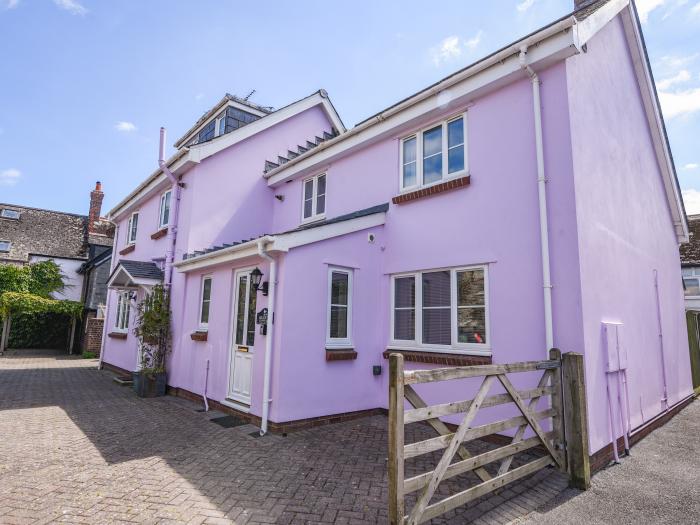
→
(210, 415, 247, 428)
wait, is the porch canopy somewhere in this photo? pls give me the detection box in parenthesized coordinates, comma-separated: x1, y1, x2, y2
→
(107, 260, 164, 290)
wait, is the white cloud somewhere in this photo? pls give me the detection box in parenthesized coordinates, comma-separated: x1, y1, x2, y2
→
(636, 0, 668, 23)
(3, 0, 20, 9)
(517, 0, 537, 12)
(657, 69, 692, 89)
(683, 189, 700, 214)
(195, 93, 205, 101)
(0, 168, 21, 186)
(659, 87, 700, 118)
(465, 30, 483, 50)
(53, 0, 87, 15)
(430, 31, 483, 66)
(115, 121, 136, 132)
(692, 2, 700, 14)
(683, 163, 699, 169)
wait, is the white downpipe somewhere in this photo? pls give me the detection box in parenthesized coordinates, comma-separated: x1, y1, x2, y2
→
(257, 240, 277, 436)
(520, 46, 554, 353)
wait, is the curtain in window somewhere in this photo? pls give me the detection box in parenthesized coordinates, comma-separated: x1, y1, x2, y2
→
(422, 271, 451, 344)
(329, 271, 349, 339)
(394, 276, 415, 340)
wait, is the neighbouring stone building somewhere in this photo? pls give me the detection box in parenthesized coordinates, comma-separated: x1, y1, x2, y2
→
(0, 182, 115, 353)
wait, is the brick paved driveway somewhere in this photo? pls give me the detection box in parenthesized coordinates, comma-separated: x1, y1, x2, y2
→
(0, 351, 568, 524)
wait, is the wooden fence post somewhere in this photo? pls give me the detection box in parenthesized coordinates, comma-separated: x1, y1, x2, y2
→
(549, 348, 566, 472)
(562, 352, 591, 490)
(388, 353, 405, 524)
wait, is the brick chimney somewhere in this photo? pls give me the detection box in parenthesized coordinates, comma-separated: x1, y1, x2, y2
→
(88, 181, 104, 234)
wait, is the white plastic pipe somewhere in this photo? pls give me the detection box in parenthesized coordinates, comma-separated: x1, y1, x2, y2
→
(257, 240, 277, 436)
(159, 128, 182, 288)
(520, 47, 554, 352)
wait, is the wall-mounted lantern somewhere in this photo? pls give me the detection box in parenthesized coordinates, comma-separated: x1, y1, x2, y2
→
(250, 267, 269, 296)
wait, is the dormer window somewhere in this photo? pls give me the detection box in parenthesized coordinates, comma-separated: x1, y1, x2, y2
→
(190, 106, 263, 146)
(1, 209, 20, 219)
(400, 114, 467, 191)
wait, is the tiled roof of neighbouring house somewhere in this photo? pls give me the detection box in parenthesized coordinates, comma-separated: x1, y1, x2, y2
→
(117, 260, 164, 281)
(681, 215, 700, 265)
(182, 202, 389, 261)
(263, 128, 340, 174)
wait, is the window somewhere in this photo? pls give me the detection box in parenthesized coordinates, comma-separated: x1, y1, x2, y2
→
(302, 173, 326, 222)
(114, 291, 131, 332)
(391, 265, 488, 352)
(327, 268, 353, 346)
(400, 114, 466, 190)
(1, 209, 20, 219)
(158, 191, 171, 229)
(0, 240, 11, 252)
(683, 267, 700, 296)
(127, 212, 138, 245)
(199, 276, 212, 328)
(234, 271, 257, 347)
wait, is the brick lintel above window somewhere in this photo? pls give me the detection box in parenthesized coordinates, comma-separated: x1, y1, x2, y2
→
(151, 228, 168, 240)
(119, 244, 135, 256)
(382, 348, 491, 366)
(107, 332, 128, 340)
(392, 175, 470, 205)
(325, 348, 357, 361)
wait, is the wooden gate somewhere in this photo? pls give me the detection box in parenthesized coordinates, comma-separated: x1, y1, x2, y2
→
(388, 349, 590, 524)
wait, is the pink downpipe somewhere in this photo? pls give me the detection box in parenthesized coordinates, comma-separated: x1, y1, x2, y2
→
(606, 374, 620, 464)
(203, 359, 210, 412)
(653, 270, 669, 411)
(159, 127, 182, 288)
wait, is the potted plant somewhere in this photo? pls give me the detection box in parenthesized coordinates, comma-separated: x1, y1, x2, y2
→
(132, 284, 171, 397)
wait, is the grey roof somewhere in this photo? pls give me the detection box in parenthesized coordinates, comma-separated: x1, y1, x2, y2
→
(263, 128, 340, 174)
(114, 260, 164, 281)
(182, 203, 389, 261)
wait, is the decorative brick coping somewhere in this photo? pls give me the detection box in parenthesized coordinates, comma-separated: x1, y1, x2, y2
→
(589, 393, 696, 473)
(392, 175, 470, 204)
(150, 228, 168, 240)
(107, 332, 127, 339)
(118, 244, 135, 256)
(190, 331, 208, 342)
(325, 348, 357, 361)
(383, 348, 492, 366)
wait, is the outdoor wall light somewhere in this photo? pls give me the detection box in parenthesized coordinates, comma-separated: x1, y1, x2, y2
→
(250, 267, 269, 296)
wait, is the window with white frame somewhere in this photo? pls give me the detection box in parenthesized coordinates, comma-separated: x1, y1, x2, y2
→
(199, 276, 212, 328)
(302, 173, 326, 222)
(327, 267, 352, 346)
(0, 240, 11, 252)
(158, 190, 171, 229)
(400, 114, 466, 191)
(114, 291, 131, 332)
(1, 209, 20, 219)
(391, 265, 488, 352)
(683, 267, 700, 296)
(127, 212, 139, 245)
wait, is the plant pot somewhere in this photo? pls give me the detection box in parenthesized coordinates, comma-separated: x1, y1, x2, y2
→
(132, 371, 167, 398)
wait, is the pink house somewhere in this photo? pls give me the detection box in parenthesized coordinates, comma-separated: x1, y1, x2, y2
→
(102, 0, 693, 466)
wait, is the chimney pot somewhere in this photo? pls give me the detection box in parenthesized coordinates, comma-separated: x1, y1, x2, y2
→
(95, 181, 102, 192)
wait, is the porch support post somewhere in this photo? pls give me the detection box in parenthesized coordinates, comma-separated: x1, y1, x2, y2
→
(562, 352, 591, 489)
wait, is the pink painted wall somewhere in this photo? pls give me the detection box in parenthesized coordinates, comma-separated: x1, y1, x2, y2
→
(566, 15, 693, 454)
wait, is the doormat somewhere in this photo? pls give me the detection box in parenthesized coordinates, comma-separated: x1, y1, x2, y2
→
(210, 415, 247, 428)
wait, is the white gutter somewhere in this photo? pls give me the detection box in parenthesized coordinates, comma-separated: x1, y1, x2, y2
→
(257, 240, 277, 436)
(264, 16, 577, 183)
(520, 46, 554, 353)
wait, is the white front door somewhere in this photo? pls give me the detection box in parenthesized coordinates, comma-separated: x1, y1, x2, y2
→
(228, 270, 257, 406)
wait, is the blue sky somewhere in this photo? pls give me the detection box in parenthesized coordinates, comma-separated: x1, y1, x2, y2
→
(1, 0, 698, 215)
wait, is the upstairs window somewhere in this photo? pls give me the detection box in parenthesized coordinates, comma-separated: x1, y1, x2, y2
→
(0, 240, 11, 252)
(327, 267, 353, 347)
(199, 276, 212, 328)
(391, 265, 488, 353)
(127, 212, 139, 245)
(401, 114, 466, 191)
(302, 173, 326, 222)
(1, 209, 20, 219)
(158, 190, 171, 229)
(683, 267, 700, 296)
(114, 291, 131, 332)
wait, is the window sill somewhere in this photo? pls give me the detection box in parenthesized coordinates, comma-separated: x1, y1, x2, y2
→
(190, 331, 208, 342)
(300, 214, 326, 227)
(151, 228, 168, 240)
(383, 348, 491, 366)
(119, 244, 135, 256)
(392, 175, 470, 204)
(108, 332, 128, 340)
(326, 348, 357, 361)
